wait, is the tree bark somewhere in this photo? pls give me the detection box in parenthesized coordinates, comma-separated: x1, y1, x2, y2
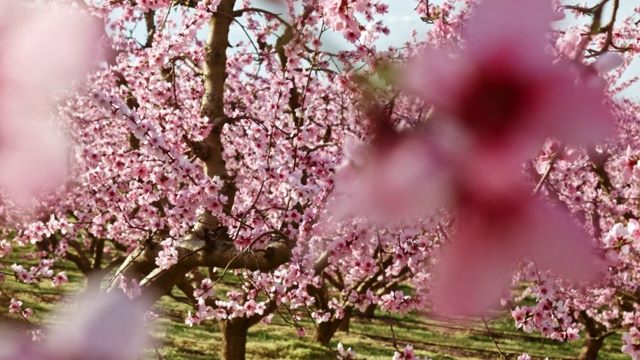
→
(312, 319, 342, 346)
(85, 272, 104, 292)
(313, 306, 353, 343)
(577, 311, 609, 360)
(220, 318, 250, 360)
(577, 336, 604, 360)
(361, 302, 377, 318)
(338, 308, 352, 333)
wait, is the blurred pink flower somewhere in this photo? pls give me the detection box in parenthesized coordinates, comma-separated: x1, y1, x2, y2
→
(414, 0, 613, 316)
(0, 291, 152, 360)
(622, 332, 640, 359)
(332, 135, 451, 223)
(330, 0, 617, 317)
(431, 177, 602, 316)
(408, 0, 614, 167)
(0, 1, 105, 203)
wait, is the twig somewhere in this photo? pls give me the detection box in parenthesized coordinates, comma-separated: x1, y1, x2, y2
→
(482, 316, 508, 359)
(533, 144, 564, 195)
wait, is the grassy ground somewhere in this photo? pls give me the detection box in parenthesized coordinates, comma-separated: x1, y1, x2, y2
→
(146, 300, 627, 360)
(0, 246, 628, 360)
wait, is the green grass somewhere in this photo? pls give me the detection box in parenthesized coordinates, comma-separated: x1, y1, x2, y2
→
(0, 245, 629, 360)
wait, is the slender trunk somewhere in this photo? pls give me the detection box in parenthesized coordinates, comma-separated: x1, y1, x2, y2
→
(220, 318, 249, 360)
(577, 336, 604, 360)
(312, 308, 353, 343)
(338, 308, 352, 333)
(85, 273, 104, 292)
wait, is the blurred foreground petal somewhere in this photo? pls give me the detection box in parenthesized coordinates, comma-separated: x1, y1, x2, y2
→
(0, 291, 152, 360)
(332, 136, 451, 223)
(432, 191, 603, 317)
(0, 1, 105, 203)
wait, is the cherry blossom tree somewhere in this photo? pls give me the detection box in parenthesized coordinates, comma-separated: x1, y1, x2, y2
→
(2, 0, 640, 360)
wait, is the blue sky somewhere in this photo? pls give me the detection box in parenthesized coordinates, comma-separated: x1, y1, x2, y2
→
(239, 0, 639, 98)
(122, 0, 639, 97)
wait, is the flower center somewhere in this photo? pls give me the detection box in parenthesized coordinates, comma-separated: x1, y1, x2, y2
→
(459, 63, 534, 139)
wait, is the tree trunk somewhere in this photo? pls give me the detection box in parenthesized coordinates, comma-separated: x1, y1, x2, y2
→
(577, 336, 604, 360)
(220, 318, 249, 360)
(577, 311, 608, 360)
(85, 274, 103, 292)
(361, 302, 377, 318)
(338, 308, 352, 333)
(312, 319, 342, 345)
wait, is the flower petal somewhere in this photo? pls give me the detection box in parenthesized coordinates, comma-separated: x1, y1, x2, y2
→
(521, 200, 604, 283)
(533, 70, 615, 145)
(404, 47, 472, 112)
(466, 0, 552, 68)
(431, 224, 519, 317)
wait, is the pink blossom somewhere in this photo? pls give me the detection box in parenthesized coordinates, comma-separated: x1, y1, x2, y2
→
(556, 28, 583, 59)
(51, 272, 68, 287)
(336, 343, 356, 360)
(156, 238, 179, 269)
(21, 308, 33, 319)
(0, 240, 12, 257)
(392, 345, 422, 360)
(622, 332, 640, 359)
(118, 275, 142, 299)
(11, 264, 33, 284)
(296, 327, 306, 337)
(194, 278, 215, 299)
(311, 310, 331, 323)
(566, 327, 581, 341)
(619, 146, 640, 183)
(512, 306, 527, 329)
(211, 308, 228, 321)
(261, 314, 274, 324)
(243, 300, 265, 317)
(8, 298, 22, 313)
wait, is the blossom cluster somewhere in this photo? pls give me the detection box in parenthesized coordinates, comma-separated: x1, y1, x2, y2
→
(2, 0, 640, 359)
